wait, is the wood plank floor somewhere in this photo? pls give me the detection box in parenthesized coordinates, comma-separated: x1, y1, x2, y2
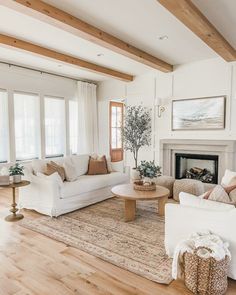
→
(0, 188, 235, 295)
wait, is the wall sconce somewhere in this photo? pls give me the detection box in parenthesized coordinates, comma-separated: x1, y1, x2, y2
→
(157, 105, 165, 118)
(157, 98, 168, 118)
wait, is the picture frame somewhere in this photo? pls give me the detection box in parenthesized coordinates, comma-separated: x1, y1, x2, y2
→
(172, 96, 226, 131)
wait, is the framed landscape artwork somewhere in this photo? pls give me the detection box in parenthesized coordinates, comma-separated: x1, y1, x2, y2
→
(172, 96, 226, 131)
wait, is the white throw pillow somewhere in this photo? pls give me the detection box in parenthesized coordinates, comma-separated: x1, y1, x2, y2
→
(71, 154, 89, 177)
(37, 172, 63, 187)
(32, 159, 47, 174)
(106, 156, 113, 172)
(63, 159, 77, 182)
(179, 192, 235, 212)
(221, 169, 236, 186)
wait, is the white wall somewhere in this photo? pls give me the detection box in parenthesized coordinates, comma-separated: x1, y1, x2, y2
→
(0, 63, 77, 163)
(97, 57, 236, 168)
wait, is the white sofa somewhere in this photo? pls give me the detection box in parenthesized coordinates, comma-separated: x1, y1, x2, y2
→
(19, 155, 129, 217)
(165, 197, 236, 280)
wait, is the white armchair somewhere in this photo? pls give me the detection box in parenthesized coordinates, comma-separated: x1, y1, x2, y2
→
(165, 201, 236, 280)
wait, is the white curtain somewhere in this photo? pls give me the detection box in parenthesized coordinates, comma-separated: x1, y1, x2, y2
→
(77, 81, 98, 154)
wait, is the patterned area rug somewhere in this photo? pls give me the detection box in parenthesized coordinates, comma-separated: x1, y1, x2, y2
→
(21, 197, 173, 284)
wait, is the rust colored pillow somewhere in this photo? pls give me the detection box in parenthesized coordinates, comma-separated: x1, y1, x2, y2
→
(45, 161, 66, 181)
(87, 155, 109, 175)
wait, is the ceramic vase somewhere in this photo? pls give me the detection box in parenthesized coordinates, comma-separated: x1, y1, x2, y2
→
(13, 175, 21, 183)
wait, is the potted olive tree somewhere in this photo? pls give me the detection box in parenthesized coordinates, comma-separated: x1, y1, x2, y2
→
(122, 105, 152, 179)
(9, 163, 24, 183)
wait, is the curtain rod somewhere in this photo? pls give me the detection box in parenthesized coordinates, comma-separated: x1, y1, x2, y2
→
(0, 61, 97, 85)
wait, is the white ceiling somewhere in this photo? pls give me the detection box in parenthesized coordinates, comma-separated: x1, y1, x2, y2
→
(193, 0, 236, 49)
(0, 0, 235, 82)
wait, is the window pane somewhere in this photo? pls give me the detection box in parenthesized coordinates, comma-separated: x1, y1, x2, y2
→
(116, 128, 122, 148)
(45, 96, 65, 157)
(69, 100, 78, 154)
(111, 106, 117, 127)
(116, 107, 122, 127)
(0, 91, 9, 162)
(111, 127, 117, 148)
(14, 93, 40, 161)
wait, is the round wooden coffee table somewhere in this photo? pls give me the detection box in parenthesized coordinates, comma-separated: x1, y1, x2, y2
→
(111, 184, 170, 222)
(0, 180, 30, 222)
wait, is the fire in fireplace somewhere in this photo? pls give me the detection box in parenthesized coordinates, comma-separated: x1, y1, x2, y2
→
(175, 153, 219, 184)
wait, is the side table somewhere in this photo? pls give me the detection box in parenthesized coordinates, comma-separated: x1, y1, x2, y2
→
(0, 180, 30, 222)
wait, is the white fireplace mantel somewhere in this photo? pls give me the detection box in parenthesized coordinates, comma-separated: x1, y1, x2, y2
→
(159, 139, 236, 183)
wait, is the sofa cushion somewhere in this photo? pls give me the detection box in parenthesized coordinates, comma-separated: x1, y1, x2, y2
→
(179, 192, 235, 212)
(71, 154, 89, 177)
(61, 172, 128, 199)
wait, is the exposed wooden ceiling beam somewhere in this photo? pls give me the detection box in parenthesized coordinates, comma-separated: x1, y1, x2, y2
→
(157, 0, 236, 62)
(2, 0, 173, 72)
(0, 34, 134, 81)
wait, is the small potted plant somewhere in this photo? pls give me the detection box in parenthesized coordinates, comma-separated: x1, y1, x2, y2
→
(9, 163, 24, 183)
(137, 160, 161, 185)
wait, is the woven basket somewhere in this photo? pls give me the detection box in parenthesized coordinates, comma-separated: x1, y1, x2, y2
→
(183, 246, 229, 295)
(133, 181, 156, 191)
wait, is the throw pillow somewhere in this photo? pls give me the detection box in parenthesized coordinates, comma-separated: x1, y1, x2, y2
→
(221, 169, 236, 186)
(71, 154, 90, 177)
(63, 160, 77, 182)
(179, 192, 235, 212)
(229, 188, 236, 203)
(106, 156, 113, 173)
(37, 172, 63, 188)
(45, 161, 66, 181)
(32, 159, 46, 175)
(228, 176, 236, 186)
(207, 185, 231, 204)
(91, 154, 113, 172)
(87, 155, 109, 175)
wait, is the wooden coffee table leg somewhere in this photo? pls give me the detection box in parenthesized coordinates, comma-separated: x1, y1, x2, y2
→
(124, 200, 136, 222)
(158, 196, 168, 216)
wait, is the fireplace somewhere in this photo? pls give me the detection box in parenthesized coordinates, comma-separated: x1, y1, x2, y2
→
(175, 153, 219, 184)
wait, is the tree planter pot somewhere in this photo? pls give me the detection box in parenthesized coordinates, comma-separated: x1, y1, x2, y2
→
(131, 168, 141, 181)
(13, 175, 22, 183)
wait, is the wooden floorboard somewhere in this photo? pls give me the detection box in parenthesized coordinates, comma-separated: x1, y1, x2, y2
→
(0, 188, 235, 295)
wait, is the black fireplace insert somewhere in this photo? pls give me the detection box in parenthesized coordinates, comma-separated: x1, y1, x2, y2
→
(175, 153, 219, 184)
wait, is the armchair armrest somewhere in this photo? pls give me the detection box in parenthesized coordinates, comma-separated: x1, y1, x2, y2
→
(111, 161, 126, 173)
(19, 172, 61, 216)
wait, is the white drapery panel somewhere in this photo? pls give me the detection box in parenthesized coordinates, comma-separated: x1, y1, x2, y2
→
(0, 91, 9, 162)
(14, 92, 40, 160)
(77, 81, 98, 154)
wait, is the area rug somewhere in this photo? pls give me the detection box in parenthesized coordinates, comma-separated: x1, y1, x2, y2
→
(21, 197, 173, 284)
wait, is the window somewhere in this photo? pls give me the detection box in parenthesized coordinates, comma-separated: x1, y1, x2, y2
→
(44, 96, 65, 157)
(69, 100, 78, 154)
(0, 90, 9, 163)
(110, 101, 124, 162)
(14, 92, 40, 161)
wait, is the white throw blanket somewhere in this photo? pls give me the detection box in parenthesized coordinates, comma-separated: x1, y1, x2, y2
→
(172, 230, 231, 279)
